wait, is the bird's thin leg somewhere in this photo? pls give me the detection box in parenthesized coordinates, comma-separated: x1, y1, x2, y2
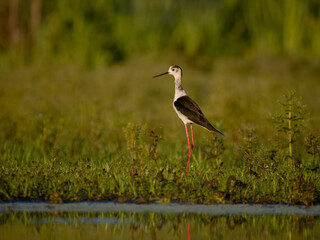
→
(184, 124, 191, 172)
(190, 123, 194, 150)
(187, 124, 194, 172)
(186, 222, 191, 240)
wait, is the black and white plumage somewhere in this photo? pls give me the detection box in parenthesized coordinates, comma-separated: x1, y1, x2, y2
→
(153, 65, 223, 172)
(174, 95, 223, 135)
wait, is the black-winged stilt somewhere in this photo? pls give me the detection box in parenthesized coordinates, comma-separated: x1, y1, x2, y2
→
(153, 65, 223, 172)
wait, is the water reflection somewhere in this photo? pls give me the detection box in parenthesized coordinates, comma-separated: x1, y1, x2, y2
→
(186, 222, 191, 240)
(1, 212, 320, 239)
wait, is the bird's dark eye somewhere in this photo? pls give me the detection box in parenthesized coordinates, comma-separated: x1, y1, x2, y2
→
(172, 68, 175, 71)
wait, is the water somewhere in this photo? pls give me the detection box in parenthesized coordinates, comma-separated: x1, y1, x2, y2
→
(1, 203, 320, 239)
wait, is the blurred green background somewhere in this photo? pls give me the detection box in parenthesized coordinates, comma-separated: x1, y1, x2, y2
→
(1, 0, 320, 203)
(1, 0, 320, 160)
(1, 0, 320, 66)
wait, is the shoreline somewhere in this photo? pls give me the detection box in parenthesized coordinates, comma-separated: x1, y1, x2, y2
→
(1, 202, 320, 215)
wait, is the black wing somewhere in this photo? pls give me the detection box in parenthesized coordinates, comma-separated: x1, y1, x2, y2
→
(174, 96, 223, 135)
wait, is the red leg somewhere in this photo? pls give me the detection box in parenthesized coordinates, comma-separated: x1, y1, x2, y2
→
(190, 123, 194, 150)
(187, 222, 191, 240)
(184, 124, 191, 172)
(186, 124, 194, 172)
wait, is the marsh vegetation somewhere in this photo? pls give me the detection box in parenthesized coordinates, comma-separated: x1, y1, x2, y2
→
(0, 1, 320, 204)
(1, 58, 320, 204)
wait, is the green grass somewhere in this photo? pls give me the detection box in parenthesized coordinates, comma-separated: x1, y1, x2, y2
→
(0, 56, 320, 204)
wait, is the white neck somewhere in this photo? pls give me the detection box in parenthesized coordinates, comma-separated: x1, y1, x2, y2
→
(173, 74, 187, 101)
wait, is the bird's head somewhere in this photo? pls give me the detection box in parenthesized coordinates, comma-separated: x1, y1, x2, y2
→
(153, 65, 182, 79)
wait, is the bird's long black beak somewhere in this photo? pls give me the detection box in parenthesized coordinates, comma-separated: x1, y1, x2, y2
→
(153, 72, 168, 78)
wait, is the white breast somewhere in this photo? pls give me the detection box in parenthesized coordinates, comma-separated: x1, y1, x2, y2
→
(174, 89, 187, 101)
(173, 103, 193, 124)
(173, 77, 191, 124)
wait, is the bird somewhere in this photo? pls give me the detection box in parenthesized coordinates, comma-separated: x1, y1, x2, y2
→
(153, 65, 223, 172)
